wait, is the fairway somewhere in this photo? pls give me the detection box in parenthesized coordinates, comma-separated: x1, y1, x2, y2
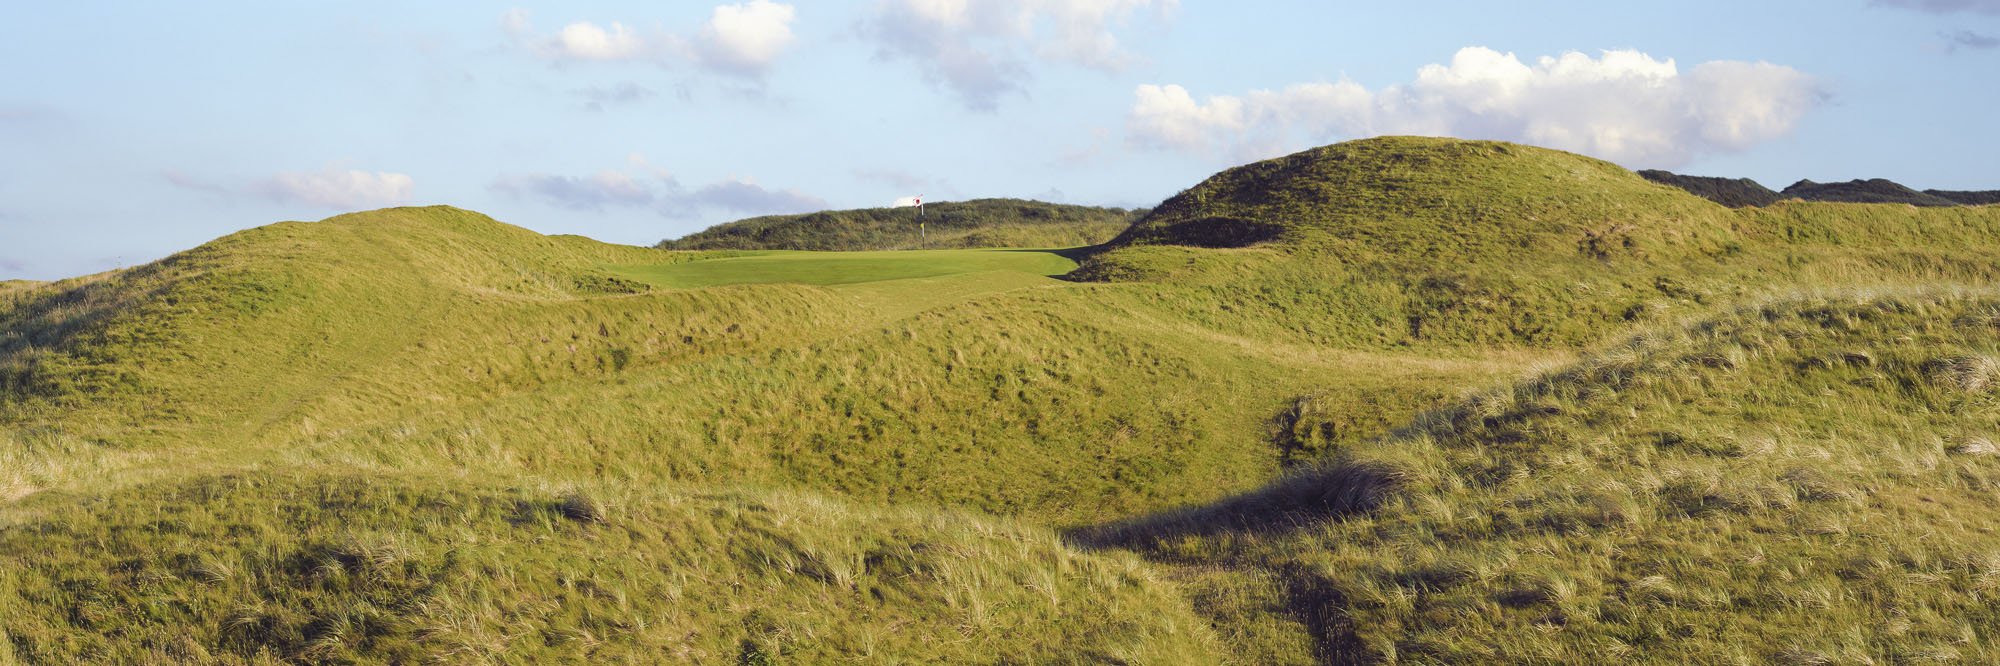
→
(605, 248, 1081, 288)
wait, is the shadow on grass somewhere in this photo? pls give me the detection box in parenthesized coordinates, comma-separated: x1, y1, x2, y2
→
(1066, 460, 1405, 666)
(990, 246, 1102, 263)
(1067, 460, 1403, 550)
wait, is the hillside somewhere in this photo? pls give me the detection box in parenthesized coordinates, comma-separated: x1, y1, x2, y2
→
(660, 198, 1141, 251)
(1093, 137, 1733, 259)
(10, 138, 2000, 663)
(0, 206, 668, 445)
(1635, 170, 1780, 208)
(1780, 178, 1963, 206)
(1086, 290, 2000, 663)
(1067, 138, 2000, 348)
(2, 472, 1223, 664)
(1929, 189, 2000, 205)
(0, 206, 1303, 525)
(0, 206, 1286, 662)
(1635, 172, 2000, 209)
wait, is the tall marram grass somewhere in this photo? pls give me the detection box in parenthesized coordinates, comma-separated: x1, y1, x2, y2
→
(1089, 289, 2000, 663)
(7, 138, 2000, 663)
(0, 470, 1229, 664)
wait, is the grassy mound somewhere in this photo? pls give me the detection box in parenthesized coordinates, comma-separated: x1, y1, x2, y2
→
(0, 470, 1224, 664)
(1086, 290, 2000, 663)
(1780, 178, 1963, 207)
(1091, 136, 1732, 262)
(1636, 170, 1780, 208)
(6, 205, 1468, 527)
(1927, 189, 2000, 206)
(1068, 138, 2000, 352)
(0, 206, 690, 444)
(1639, 172, 2000, 209)
(15, 137, 2000, 663)
(660, 198, 1141, 251)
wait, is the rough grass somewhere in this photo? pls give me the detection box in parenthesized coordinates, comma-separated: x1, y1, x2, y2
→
(10, 137, 2000, 663)
(0, 206, 1527, 529)
(1091, 136, 1735, 263)
(0, 470, 1227, 664)
(1084, 290, 2000, 663)
(1069, 139, 2000, 354)
(0, 201, 1532, 664)
(1637, 170, 1781, 208)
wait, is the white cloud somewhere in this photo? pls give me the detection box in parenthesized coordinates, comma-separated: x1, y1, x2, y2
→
(683, 177, 826, 214)
(256, 168, 414, 209)
(695, 1, 798, 77)
(490, 171, 654, 211)
(162, 167, 413, 209)
(504, 4, 797, 75)
(1033, 0, 1168, 70)
(1128, 83, 1248, 152)
(502, 9, 657, 62)
(546, 21, 650, 61)
(1127, 47, 1826, 168)
(492, 155, 825, 218)
(862, 0, 1174, 111)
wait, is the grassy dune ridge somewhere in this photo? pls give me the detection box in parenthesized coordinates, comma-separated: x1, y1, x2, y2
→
(6, 136, 2000, 663)
(660, 198, 1141, 252)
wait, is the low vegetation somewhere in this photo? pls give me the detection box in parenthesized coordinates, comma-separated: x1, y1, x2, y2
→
(1, 471, 1223, 664)
(1780, 178, 1965, 207)
(1085, 290, 2000, 663)
(659, 198, 1141, 251)
(7, 136, 2000, 663)
(1642, 168, 2000, 209)
(1636, 170, 1779, 208)
(1924, 189, 2000, 206)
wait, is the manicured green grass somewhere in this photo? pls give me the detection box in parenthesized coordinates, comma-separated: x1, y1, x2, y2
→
(605, 248, 1079, 288)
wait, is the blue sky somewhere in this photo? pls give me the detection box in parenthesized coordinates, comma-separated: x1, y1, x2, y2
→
(3, 0, 1996, 280)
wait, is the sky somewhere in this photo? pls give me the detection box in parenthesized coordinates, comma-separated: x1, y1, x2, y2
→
(3, 0, 1997, 280)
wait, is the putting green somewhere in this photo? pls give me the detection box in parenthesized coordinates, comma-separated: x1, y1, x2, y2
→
(606, 248, 1080, 289)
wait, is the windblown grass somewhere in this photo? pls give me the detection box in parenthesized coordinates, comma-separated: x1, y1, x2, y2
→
(0, 470, 1226, 664)
(1085, 290, 2000, 663)
(9, 137, 2000, 663)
